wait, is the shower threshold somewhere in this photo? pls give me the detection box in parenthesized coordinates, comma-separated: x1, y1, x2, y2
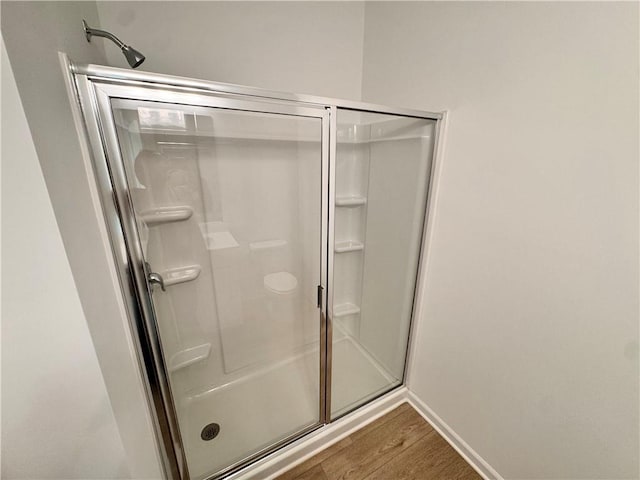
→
(179, 335, 397, 480)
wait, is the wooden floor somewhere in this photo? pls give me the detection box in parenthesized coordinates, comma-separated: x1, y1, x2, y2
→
(276, 403, 481, 480)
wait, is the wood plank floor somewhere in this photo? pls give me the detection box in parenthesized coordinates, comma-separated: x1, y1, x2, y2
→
(276, 403, 481, 480)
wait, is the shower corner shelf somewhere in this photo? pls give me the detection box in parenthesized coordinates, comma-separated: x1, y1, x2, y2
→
(249, 239, 288, 251)
(140, 206, 193, 226)
(162, 265, 201, 287)
(333, 303, 361, 318)
(335, 240, 364, 253)
(169, 343, 211, 372)
(205, 231, 240, 251)
(335, 195, 367, 207)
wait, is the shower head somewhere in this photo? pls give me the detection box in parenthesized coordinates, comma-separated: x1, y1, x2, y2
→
(83, 20, 145, 69)
(121, 45, 146, 69)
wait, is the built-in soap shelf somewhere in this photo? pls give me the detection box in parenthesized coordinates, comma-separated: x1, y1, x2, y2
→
(333, 303, 361, 318)
(140, 206, 193, 226)
(198, 222, 240, 251)
(204, 231, 239, 251)
(336, 195, 367, 207)
(249, 239, 287, 251)
(161, 265, 201, 287)
(169, 343, 211, 372)
(335, 240, 364, 253)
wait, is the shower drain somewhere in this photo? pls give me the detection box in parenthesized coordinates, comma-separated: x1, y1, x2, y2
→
(201, 423, 220, 441)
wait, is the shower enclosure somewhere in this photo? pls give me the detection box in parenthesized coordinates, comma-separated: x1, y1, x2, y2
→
(70, 63, 440, 480)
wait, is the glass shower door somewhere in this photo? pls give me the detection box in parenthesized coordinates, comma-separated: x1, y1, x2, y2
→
(330, 109, 436, 418)
(100, 93, 327, 479)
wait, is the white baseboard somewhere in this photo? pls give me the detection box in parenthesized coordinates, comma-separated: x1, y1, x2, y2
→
(407, 391, 503, 480)
(231, 387, 409, 480)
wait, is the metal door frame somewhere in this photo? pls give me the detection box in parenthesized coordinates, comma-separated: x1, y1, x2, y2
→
(74, 75, 331, 480)
(69, 61, 443, 480)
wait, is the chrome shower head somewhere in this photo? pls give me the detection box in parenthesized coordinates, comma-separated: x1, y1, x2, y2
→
(121, 45, 146, 69)
(83, 20, 145, 69)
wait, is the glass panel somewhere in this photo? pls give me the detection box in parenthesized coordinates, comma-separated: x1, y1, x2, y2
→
(111, 99, 323, 479)
(331, 109, 435, 418)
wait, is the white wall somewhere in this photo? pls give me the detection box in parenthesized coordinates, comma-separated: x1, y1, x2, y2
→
(361, 2, 639, 479)
(1, 38, 129, 479)
(96, 1, 365, 99)
(1, 2, 163, 478)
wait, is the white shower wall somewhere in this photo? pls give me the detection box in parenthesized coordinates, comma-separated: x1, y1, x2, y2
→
(116, 114, 323, 396)
(331, 113, 436, 416)
(360, 132, 434, 376)
(197, 138, 320, 374)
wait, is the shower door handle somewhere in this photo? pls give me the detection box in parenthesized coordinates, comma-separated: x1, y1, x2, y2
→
(148, 271, 166, 292)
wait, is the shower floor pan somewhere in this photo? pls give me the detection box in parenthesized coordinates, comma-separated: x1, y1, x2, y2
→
(179, 336, 396, 479)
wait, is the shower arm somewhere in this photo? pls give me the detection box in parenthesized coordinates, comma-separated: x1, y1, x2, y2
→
(83, 20, 126, 50)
